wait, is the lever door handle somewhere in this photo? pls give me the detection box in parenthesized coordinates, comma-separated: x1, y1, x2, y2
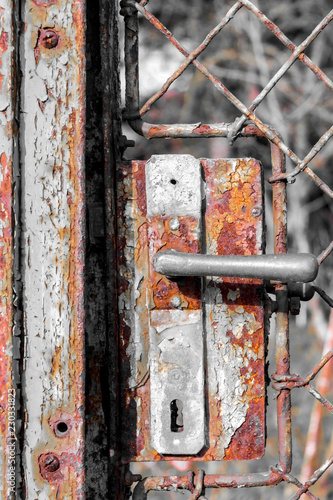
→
(154, 250, 318, 283)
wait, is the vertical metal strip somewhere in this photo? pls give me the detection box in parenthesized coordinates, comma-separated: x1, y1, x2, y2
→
(146, 154, 204, 456)
(0, 2, 16, 497)
(100, 0, 125, 496)
(20, 0, 85, 496)
(271, 143, 291, 473)
(203, 157, 266, 461)
(122, 0, 139, 117)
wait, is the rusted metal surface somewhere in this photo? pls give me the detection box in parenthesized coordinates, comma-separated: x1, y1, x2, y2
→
(202, 157, 265, 462)
(268, 129, 291, 476)
(0, 1, 16, 497)
(118, 132, 333, 496)
(20, 0, 85, 497)
(317, 240, 333, 265)
(125, 134, 333, 497)
(132, 469, 284, 499)
(118, 156, 265, 463)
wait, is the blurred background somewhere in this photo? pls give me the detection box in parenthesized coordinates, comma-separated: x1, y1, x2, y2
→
(119, 1, 333, 497)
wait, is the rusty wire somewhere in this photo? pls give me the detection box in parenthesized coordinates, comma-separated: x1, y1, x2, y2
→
(240, 0, 333, 93)
(272, 347, 333, 390)
(311, 285, 333, 308)
(122, 0, 333, 197)
(281, 473, 319, 500)
(317, 241, 333, 265)
(188, 470, 206, 500)
(288, 454, 333, 500)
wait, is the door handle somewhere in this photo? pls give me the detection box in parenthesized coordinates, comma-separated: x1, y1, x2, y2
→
(154, 250, 318, 283)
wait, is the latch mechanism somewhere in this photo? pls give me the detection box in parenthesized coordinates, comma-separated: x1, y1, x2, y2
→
(119, 154, 270, 462)
(154, 250, 318, 283)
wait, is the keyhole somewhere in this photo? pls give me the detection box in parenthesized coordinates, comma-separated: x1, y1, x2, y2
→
(170, 399, 184, 432)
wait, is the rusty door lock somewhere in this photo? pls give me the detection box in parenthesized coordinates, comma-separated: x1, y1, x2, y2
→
(117, 154, 318, 462)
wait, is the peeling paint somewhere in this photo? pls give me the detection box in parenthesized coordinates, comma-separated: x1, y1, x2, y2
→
(203, 158, 265, 461)
(0, 1, 16, 496)
(147, 155, 204, 456)
(20, 0, 85, 497)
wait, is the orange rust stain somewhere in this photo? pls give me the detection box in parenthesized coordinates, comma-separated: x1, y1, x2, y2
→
(33, 405, 84, 492)
(224, 399, 265, 460)
(133, 160, 147, 215)
(50, 343, 63, 377)
(0, 152, 6, 168)
(37, 98, 46, 112)
(148, 215, 201, 310)
(58, 226, 70, 242)
(204, 158, 263, 257)
(0, 109, 13, 497)
(0, 30, 9, 61)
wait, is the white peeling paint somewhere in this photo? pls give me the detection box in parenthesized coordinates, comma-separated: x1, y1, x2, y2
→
(146, 155, 202, 218)
(20, 1, 85, 497)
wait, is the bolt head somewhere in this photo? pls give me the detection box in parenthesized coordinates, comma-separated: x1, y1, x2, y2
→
(168, 218, 180, 231)
(251, 206, 263, 217)
(169, 368, 185, 384)
(39, 29, 59, 49)
(39, 453, 60, 474)
(170, 295, 182, 308)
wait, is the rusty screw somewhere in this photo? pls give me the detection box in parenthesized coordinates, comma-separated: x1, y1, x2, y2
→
(39, 29, 59, 49)
(40, 453, 60, 473)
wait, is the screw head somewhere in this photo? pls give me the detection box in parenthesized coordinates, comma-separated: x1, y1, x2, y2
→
(169, 368, 184, 383)
(168, 218, 180, 231)
(39, 29, 59, 49)
(170, 295, 182, 308)
(40, 453, 60, 473)
(251, 206, 263, 217)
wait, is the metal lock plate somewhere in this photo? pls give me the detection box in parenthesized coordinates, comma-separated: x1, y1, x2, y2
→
(117, 155, 265, 462)
(146, 155, 204, 455)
